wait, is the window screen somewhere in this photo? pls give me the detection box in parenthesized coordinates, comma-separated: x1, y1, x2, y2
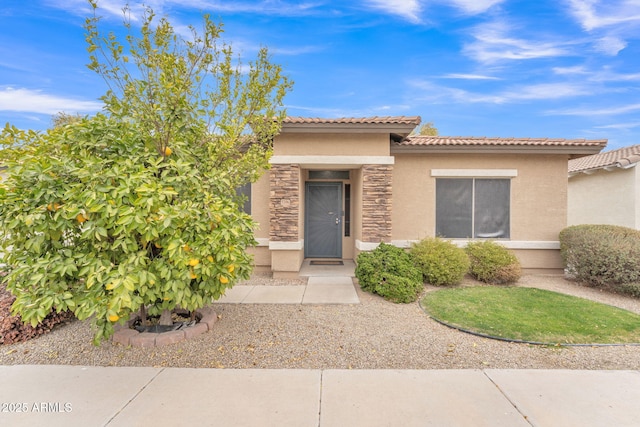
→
(436, 178, 510, 239)
(235, 183, 251, 214)
(474, 179, 510, 238)
(436, 179, 472, 238)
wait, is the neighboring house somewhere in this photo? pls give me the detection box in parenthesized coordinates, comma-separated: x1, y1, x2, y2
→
(568, 144, 640, 229)
(247, 116, 606, 277)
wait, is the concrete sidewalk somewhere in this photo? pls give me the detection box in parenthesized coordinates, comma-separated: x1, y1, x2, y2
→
(1, 366, 639, 427)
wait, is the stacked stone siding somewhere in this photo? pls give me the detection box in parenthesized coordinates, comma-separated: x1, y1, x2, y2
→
(269, 164, 300, 241)
(362, 164, 392, 242)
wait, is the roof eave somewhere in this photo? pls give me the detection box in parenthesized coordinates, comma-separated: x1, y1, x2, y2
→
(569, 162, 638, 177)
(281, 122, 419, 136)
(391, 145, 606, 155)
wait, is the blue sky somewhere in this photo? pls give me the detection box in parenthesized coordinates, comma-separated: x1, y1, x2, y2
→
(1, 0, 640, 151)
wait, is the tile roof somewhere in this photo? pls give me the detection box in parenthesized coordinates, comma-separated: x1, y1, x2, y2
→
(283, 116, 422, 125)
(568, 144, 640, 174)
(399, 136, 608, 148)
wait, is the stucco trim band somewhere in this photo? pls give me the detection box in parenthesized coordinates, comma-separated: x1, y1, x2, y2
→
(355, 240, 381, 251)
(268, 240, 304, 250)
(431, 169, 518, 177)
(270, 155, 395, 167)
(357, 240, 559, 250)
(255, 238, 269, 247)
(391, 240, 560, 250)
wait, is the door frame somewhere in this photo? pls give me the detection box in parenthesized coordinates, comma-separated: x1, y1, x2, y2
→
(304, 181, 343, 258)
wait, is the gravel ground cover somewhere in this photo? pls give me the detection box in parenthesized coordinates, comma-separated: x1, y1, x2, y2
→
(1, 274, 640, 370)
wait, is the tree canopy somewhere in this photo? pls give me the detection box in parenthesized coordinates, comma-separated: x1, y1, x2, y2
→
(0, 1, 292, 344)
(417, 122, 438, 136)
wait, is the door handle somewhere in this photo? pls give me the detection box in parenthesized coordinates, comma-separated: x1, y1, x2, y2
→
(335, 217, 340, 225)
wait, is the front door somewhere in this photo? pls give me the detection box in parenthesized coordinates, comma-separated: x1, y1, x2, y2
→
(305, 182, 342, 258)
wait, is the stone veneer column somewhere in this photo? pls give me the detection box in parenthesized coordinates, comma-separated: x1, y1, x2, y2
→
(361, 164, 392, 242)
(269, 164, 300, 242)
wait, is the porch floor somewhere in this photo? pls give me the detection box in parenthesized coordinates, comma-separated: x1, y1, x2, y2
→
(298, 259, 356, 277)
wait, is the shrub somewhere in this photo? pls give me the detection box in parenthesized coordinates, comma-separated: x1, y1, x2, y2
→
(355, 242, 423, 303)
(465, 241, 521, 284)
(619, 283, 640, 298)
(1, 281, 75, 345)
(559, 224, 640, 288)
(409, 237, 469, 286)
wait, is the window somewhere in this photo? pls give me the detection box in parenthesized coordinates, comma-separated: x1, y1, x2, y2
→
(309, 170, 350, 180)
(344, 184, 351, 237)
(436, 178, 510, 238)
(236, 183, 251, 214)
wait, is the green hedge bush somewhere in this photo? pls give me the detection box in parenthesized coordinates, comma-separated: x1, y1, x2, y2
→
(559, 224, 640, 288)
(409, 237, 469, 286)
(355, 242, 423, 303)
(0, 281, 75, 345)
(465, 241, 521, 284)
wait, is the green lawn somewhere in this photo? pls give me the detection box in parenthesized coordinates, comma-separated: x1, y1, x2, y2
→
(421, 286, 640, 345)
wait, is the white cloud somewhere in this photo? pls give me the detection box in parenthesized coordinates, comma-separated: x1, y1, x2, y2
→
(440, 73, 501, 80)
(409, 79, 510, 104)
(549, 103, 640, 116)
(594, 122, 640, 130)
(565, 0, 640, 56)
(409, 79, 590, 105)
(47, 0, 326, 20)
(447, 0, 505, 15)
(566, 0, 640, 31)
(362, 0, 503, 22)
(593, 36, 627, 55)
(364, 0, 422, 23)
(0, 87, 103, 115)
(464, 21, 570, 63)
(552, 65, 589, 75)
(270, 45, 325, 56)
(553, 65, 640, 82)
(44, 0, 151, 20)
(504, 83, 590, 100)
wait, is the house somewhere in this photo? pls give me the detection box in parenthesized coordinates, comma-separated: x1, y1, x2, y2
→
(247, 116, 606, 277)
(568, 144, 640, 229)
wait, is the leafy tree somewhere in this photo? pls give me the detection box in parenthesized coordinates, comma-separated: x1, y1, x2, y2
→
(416, 121, 438, 136)
(51, 112, 83, 128)
(0, 1, 292, 344)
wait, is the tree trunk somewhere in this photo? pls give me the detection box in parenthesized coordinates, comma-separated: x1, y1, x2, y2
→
(158, 308, 173, 326)
(139, 305, 148, 327)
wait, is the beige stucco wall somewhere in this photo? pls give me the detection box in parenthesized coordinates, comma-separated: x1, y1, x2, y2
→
(568, 167, 639, 229)
(247, 171, 271, 269)
(254, 129, 575, 274)
(251, 171, 271, 240)
(392, 153, 568, 241)
(391, 153, 569, 273)
(274, 133, 390, 156)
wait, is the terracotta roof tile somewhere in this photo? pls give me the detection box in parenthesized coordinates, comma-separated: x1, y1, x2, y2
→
(283, 116, 422, 125)
(569, 144, 640, 174)
(399, 136, 608, 148)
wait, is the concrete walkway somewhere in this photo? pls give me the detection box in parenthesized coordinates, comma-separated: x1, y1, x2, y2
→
(213, 260, 360, 305)
(212, 276, 360, 304)
(1, 365, 639, 426)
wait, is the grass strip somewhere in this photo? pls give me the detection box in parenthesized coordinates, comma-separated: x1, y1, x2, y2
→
(421, 286, 640, 345)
